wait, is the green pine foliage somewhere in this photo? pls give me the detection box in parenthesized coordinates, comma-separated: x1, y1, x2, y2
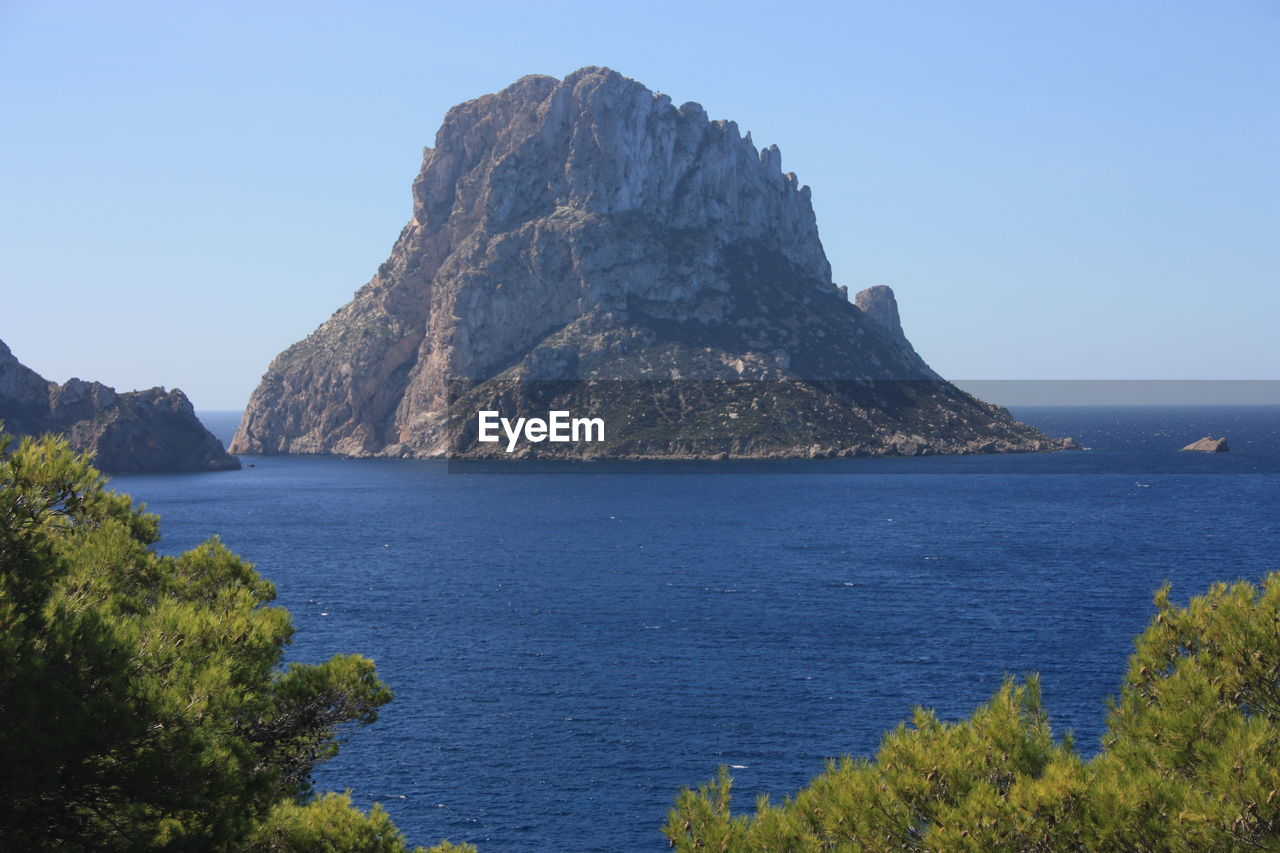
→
(0, 432, 454, 851)
(246, 793, 476, 853)
(666, 575, 1280, 851)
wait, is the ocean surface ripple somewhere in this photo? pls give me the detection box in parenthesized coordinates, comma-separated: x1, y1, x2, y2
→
(111, 406, 1280, 851)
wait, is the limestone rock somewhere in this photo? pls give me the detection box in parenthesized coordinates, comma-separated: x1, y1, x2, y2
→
(1182, 436, 1229, 453)
(0, 339, 53, 435)
(0, 339, 239, 473)
(232, 67, 1072, 460)
(854, 286, 904, 339)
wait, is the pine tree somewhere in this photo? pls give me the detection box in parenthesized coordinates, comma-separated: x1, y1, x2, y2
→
(666, 575, 1280, 851)
(0, 431, 472, 852)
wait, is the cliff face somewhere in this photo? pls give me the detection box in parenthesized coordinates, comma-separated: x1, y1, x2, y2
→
(233, 67, 1071, 459)
(0, 340, 240, 473)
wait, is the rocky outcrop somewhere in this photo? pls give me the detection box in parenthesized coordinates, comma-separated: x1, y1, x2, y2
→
(854, 286, 904, 339)
(1182, 436, 1229, 453)
(852, 285, 935, 373)
(0, 340, 239, 473)
(233, 67, 1073, 460)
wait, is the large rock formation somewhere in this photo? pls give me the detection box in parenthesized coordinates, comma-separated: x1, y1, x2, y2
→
(0, 340, 239, 473)
(233, 67, 1073, 459)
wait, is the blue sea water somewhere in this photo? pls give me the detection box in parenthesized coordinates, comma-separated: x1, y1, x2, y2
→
(112, 406, 1279, 851)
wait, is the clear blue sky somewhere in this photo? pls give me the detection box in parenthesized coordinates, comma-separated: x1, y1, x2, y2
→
(2, 1, 1276, 409)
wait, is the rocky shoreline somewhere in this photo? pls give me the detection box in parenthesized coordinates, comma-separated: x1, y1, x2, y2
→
(0, 339, 239, 473)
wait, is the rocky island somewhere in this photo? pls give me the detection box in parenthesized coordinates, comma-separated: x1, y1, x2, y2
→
(1182, 436, 1229, 452)
(233, 67, 1073, 460)
(0, 339, 239, 473)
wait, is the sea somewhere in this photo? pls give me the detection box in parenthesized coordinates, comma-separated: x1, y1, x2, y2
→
(110, 405, 1280, 851)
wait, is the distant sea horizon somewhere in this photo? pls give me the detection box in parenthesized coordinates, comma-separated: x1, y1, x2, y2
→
(200, 381, 1280, 447)
(197, 401, 1280, 476)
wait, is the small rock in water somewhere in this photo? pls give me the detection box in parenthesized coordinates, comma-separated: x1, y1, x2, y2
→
(1181, 436, 1229, 453)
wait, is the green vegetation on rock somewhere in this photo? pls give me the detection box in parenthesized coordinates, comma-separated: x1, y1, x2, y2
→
(666, 574, 1280, 851)
(0, 431, 467, 852)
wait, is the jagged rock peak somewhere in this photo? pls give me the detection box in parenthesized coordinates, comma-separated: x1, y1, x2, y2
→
(0, 338, 51, 412)
(0, 339, 239, 473)
(409, 65, 826, 273)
